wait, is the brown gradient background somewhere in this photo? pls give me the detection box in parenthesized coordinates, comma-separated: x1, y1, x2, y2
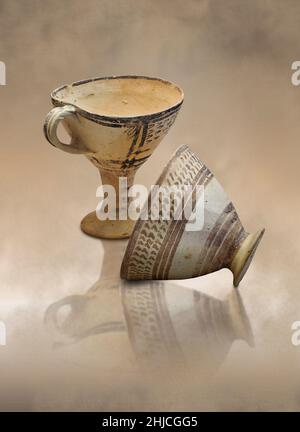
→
(1, 0, 300, 411)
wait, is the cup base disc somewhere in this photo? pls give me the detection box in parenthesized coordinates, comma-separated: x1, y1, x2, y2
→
(80, 211, 135, 239)
(231, 228, 265, 287)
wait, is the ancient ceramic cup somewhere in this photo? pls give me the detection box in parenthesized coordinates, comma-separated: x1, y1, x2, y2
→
(43, 76, 183, 239)
(121, 145, 265, 287)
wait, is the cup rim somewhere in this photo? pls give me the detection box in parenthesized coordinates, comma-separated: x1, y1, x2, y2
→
(50, 75, 184, 122)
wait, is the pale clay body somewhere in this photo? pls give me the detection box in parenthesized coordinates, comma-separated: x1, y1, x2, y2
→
(121, 145, 264, 287)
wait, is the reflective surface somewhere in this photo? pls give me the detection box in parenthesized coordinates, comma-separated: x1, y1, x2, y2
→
(1, 0, 300, 411)
(45, 240, 253, 371)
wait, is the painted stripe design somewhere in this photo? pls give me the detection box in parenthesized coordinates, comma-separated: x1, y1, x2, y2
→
(122, 146, 206, 280)
(154, 166, 213, 279)
(121, 109, 179, 170)
(122, 282, 184, 362)
(121, 145, 247, 281)
(193, 203, 243, 277)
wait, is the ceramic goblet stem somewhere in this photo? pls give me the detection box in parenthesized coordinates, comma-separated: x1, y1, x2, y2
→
(80, 168, 136, 239)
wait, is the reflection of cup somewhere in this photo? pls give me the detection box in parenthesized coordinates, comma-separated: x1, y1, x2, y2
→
(122, 281, 253, 369)
(45, 236, 253, 372)
(44, 288, 125, 346)
(44, 239, 127, 345)
(121, 145, 265, 286)
(43, 76, 184, 239)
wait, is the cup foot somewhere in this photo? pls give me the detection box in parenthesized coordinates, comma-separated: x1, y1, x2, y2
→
(230, 228, 265, 287)
(80, 211, 135, 239)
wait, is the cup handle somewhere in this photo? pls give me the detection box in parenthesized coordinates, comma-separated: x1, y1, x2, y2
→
(43, 105, 90, 154)
(44, 295, 82, 330)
